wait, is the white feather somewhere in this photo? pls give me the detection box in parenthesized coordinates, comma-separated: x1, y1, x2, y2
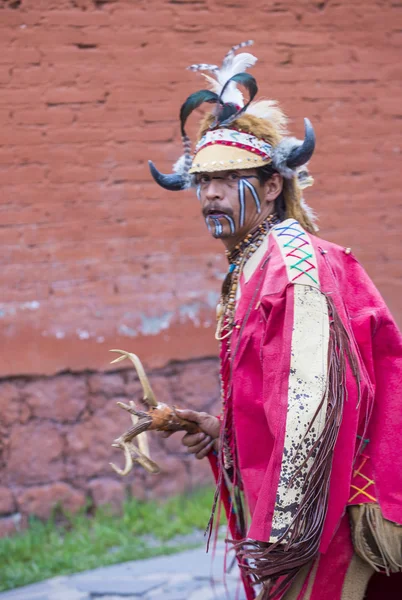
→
(220, 82, 244, 107)
(217, 53, 257, 86)
(217, 53, 257, 105)
(189, 44, 257, 107)
(201, 73, 221, 94)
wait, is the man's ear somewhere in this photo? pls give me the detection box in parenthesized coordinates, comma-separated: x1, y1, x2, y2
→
(263, 173, 283, 203)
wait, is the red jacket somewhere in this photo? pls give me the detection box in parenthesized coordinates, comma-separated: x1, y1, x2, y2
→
(209, 219, 402, 597)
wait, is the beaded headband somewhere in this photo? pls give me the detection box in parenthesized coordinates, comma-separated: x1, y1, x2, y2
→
(196, 129, 272, 159)
(189, 128, 273, 174)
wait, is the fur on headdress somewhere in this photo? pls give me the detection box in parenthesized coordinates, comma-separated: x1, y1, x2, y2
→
(148, 42, 318, 231)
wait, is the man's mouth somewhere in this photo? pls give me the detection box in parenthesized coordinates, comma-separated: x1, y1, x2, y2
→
(206, 209, 228, 218)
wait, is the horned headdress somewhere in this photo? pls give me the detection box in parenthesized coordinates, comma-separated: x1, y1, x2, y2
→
(148, 41, 317, 229)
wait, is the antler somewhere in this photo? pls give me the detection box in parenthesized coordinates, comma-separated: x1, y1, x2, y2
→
(110, 400, 160, 476)
(109, 349, 201, 476)
(110, 349, 157, 407)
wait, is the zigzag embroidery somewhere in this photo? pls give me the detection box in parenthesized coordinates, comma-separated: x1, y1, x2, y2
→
(273, 220, 319, 287)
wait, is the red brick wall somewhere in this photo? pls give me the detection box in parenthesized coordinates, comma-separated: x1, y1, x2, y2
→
(0, 0, 401, 531)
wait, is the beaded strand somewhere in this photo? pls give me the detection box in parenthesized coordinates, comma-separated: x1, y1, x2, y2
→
(215, 213, 279, 341)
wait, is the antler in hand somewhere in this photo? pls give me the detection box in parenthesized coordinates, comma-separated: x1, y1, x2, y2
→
(109, 349, 201, 476)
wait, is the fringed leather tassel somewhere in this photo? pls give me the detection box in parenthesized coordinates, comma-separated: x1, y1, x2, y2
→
(349, 504, 402, 575)
(233, 294, 361, 600)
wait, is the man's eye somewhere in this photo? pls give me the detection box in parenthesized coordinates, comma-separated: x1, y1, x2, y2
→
(228, 173, 239, 181)
(199, 175, 210, 184)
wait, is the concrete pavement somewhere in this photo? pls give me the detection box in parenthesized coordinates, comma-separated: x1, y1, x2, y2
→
(0, 541, 247, 600)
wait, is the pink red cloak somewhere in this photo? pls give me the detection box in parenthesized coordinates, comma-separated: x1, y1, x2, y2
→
(208, 219, 402, 599)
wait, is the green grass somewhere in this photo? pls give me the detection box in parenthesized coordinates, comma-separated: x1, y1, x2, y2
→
(0, 486, 217, 593)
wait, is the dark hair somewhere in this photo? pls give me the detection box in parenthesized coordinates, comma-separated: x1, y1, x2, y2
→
(256, 164, 286, 221)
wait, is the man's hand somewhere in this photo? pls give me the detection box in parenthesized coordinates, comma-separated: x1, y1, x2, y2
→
(162, 408, 220, 460)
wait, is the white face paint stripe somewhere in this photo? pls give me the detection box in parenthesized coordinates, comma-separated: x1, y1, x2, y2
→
(221, 214, 235, 234)
(196, 185, 201, 201)
(205, 215, 213, 233)
(242, 177, 261, 213)
(205, 213, 235, 236)
(209, 216, 222, 236)
(238, 179, 246, 227)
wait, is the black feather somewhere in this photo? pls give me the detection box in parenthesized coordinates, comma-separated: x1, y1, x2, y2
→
(217, 73, 258, 127)
(216, 102, 240, 123)
(179, 89, 219, 137)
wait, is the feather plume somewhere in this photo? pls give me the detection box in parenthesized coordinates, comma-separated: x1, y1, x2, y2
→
(201, 73, 221, 93)
(216, 73, 258, 126)
(179, 89, 219, 136)
(188, 63, 219, 74)
(188, 42, 257, 107)
(217, 53, 257, 104)
(221, 40, 254, 65)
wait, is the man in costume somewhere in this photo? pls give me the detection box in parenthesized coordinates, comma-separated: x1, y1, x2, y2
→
(148, 42, 402, 599)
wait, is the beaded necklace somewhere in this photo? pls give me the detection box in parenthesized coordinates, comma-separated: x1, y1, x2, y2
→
(215, 213, 279, 341)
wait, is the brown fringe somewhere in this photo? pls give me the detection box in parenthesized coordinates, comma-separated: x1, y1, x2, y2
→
(349, 504, 402, 574)
(233, 295, 361, 599)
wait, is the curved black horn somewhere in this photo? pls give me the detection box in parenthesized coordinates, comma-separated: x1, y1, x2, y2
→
(286, 118, 316, 169)
(148, 160, 188, 191)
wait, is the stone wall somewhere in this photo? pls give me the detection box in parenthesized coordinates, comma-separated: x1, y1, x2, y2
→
(0, 358, 220, 537)
(0, 0, 401, 534)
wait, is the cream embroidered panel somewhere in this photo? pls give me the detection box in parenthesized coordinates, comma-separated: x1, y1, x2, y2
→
(269, 284, 329, 542)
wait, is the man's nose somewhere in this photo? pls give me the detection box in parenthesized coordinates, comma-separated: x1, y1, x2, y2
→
(205, 179, 224, 200)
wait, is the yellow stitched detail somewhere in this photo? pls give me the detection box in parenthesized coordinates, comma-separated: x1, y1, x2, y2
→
(348, 485, 377, 503)
(348, 456, 377, 503)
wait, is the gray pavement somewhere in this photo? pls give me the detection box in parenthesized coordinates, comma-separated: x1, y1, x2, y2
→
(0, 541, 247, 600)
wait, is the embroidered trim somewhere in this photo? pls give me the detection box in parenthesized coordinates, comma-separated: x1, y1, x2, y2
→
(348, 455, 377, 503)
(273, 219, 319, 287)
(195, 128, 272, 160)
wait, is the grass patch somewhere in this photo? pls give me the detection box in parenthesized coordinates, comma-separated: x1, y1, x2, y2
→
(0, 486, 217, 592)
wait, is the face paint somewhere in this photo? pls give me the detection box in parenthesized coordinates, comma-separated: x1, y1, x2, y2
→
(213, 217, 223, 236)
(206, 215, 223, 237)
(206, 215, 213, 233)
(205, 213, 235, 237)
(238, 179, 246, 227)
(221, 214, 235, 234)
(242, 177, 261, 213)
(200, 171, 264, 239)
